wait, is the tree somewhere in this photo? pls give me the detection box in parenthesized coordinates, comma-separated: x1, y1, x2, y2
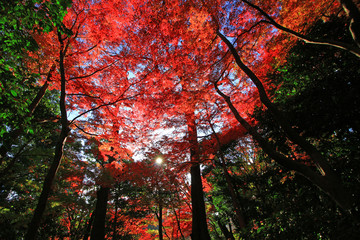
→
(24, 0, 142, 237)
(25, 27, 72, 240)
(194, 0, 360, 217)
(2, 0, 360, 238)
(0, 1, 71, 239)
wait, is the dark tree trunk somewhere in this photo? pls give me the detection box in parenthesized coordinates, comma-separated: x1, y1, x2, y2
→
(90, 186, 110, 240)
(173, 208, 186, 240)
(186, 111, 211, 240)
(339, 0, 360, 48)
(221, 163, 246, 228)
(25, 32, 70, 240)
(209, 121, 247, 228)
(217, 219, 235, 240)
(190, 164, 211, 240)
(158, 202, 163, 240)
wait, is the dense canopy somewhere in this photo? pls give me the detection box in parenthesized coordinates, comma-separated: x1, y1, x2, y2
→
(1, 0, 360, 239)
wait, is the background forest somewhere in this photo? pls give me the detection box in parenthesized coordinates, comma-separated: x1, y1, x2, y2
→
(1, 0, 360, 239)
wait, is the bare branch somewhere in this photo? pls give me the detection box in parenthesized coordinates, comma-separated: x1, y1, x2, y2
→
(67, 44, 98, 57)
(241, 0, 360, 57)
(69, 94, 139, 125)
(74, 124, 99, 136)
(69, 60, 119, 81)
(68, 93, 101, 99)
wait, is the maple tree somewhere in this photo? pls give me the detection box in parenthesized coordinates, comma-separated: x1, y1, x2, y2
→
(1, 0, 360, 239)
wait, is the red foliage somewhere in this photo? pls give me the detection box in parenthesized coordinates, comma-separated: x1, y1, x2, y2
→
(29, 0, 342, 238)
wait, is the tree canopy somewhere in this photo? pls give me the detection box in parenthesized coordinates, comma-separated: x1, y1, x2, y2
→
(1, 0, 360, 239)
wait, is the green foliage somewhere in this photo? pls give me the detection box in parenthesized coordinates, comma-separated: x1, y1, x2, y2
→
(207, 142, 360, 239)
(265, 16, 360, 139)
(0, 0, 72, 138)
(0, 1, 72, 238)
(255, 15, 360, 200)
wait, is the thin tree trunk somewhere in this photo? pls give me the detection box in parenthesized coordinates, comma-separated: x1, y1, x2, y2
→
(25, 32, 70, 240)
(217, 219, 235, 240)
(339, 0, 360, 48)
(27, 64, 56, 115)
(158, 202, 163, 240)
(220, 162, 246, 227)
(90, 186, 110, 240)
(208, 196, 234, 240)
(173, 208, 186, 240)
(209, 121, 247, 228)
(0, 64, 55, 164)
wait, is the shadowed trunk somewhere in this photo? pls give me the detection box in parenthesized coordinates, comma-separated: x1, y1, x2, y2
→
(90, 186, 110, 240)
(186, 111, 211, 240)
(173, 208, 186, 240)
(157, 202, 163, 240)
(217, 219, 235, 240)
(339, 0, 360, 48)
(25, 32, 70, 240)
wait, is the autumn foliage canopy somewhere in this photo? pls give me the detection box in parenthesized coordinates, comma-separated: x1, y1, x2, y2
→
(1, 0, 360, 239)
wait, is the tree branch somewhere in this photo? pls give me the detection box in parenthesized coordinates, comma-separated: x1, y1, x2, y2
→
(69, 60, 119, 81)
(215, 33, 357, 212)
(339, 0, 360, 48)
(241, 0, 360, 58)
(74, 124, 99, 136)
(69, 93, 139, 125)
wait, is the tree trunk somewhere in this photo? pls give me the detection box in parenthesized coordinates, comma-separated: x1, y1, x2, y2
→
(190, 163, 211, 240)
(0, 64, 55, 164)
(220, 163, 246, 228)
(158, 202, 163, 240)
(25, 32, 70, 240)
(217, 219, 235, 240)
(90, 186, 110, 240)
(186, 111, 211, 240)
(173, 208, 186, 240)
(209, 121, 247, 228)
(339, 0, 360, 48)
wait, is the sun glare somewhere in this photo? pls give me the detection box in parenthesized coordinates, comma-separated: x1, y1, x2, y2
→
(155, 157, 163, 165)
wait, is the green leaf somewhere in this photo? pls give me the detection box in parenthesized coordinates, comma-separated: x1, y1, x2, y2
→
(10, 90, 17, 97)
(0, 128, 6, 137)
